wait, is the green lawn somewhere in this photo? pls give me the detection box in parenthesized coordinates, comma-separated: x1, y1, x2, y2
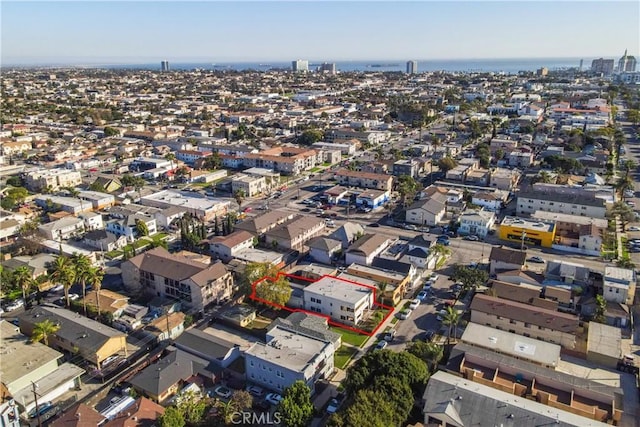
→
(330, 326, 369, 347)
(105, 250, 123, 259)
(334, 345, 358, 369)
(309, 167, 322, 173)
(152, 232, 169, 241)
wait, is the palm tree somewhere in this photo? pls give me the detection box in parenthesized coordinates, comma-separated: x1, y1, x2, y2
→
(431, 243, 451, 262)
(376, 282, 388, 304)
(165, 152, 176, 171)
(71, 254, 92, 315)
(63, 186, 85, 213)
(49, 255, 75, 307)
(86, 266, 105, 316)
(13, 266, 34, 304)
(441, 306, 462, 346)
(31, 319, 60, 346)
(233, 189, 246, 208)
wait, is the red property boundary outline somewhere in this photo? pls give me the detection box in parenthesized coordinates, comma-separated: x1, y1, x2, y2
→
(250, 272, 394, 337)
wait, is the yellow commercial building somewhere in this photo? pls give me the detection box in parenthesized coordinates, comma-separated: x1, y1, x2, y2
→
(499, 216, 556, 248)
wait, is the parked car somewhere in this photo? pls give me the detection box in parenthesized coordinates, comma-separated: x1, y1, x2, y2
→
(369, 223, 380, 228)
(436, 238, 450, 246)
(417, 291, 428, 301)
(213, 385, 232, 399)
(436, 309, 450, 321)
(629, 226, 640, 231)
(463, 235, 479, 241)
(430, 274, 439, 282)
(383, 329, 396, 342)
(5, 299, 24, 312)
(29, 402, 53, 419)
(326, 398, 341, 414)
(69, 293, 80, 301)
(397, 309, 412, 320)
(528, 256, 545, 264)
(375, 340, 388, 350)
(265, 393, 283, 406)
(50, 284, 64, 292)
(409, 298, 421, 310)
(246, 385, 264, 397)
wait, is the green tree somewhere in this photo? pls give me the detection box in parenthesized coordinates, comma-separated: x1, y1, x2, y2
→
(71, 253, 92, 315)
(201, 152, 222, 170)
(431, 243, 451, 261)
(86, 266, 105, 316)
(135, 219, 149, 237)
(437, 156, 457, 173)
(297, 129, 324, 146)
(343, 350, 428, 396)
(31, 319, 60, 346)
(13, 266, 34, 304)
(407, 341, 443, 371)
(230, 390, 253, 412)
(103, 126, 119, 137)
(175, 390, 206, 424)
(594, 294, 606, 323)
(451, 264, 488, 291)
(49, 256, 75, 307)
(233, 189, 246, 208)
(376, 281, 388, 304)
(441, 306, 462, 345)
(626, 109, 640, 125)
(338, 389, 401, 427)
(255, 275, 292, 307)
(158, 406, 185, 427)
(165, 152, 176, 171)
(278, 381, 314, 427)
(609, 201, 636, 231)
(396, 175, 420, 206)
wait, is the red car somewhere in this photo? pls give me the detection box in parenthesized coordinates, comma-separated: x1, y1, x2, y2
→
(243, 207, 252, 213)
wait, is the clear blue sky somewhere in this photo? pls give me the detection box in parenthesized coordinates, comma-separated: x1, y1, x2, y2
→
(2, 1, 639, 65)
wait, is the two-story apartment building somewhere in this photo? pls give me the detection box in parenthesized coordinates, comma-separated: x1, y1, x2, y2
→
(345, 233, 394, 266)
(209, 230, 255, 262)
(469, 294, 579, 349)
(235, 210, 295, 236)
(243, 147, 321, 175)
(231, 174, 266, 197)
(121, 247, 234, 310)
(458, 209, 496, 238)
(244, 325, 335, 394)
(303, 276, 374, 326)
(517, 187, 609, 219)
(406, 193, 448, 226)
(334, 169, 394, 191)
(105, 213, 158, 243)
(603, 266, 636, 305)
(25, 169, 82, 192)
(38, 216, 85, 240)
(264, 215, 326, 251)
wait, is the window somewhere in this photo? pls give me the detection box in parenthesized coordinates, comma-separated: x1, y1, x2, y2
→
(524, 322, 531, 328)
(509, 319, 516, 325)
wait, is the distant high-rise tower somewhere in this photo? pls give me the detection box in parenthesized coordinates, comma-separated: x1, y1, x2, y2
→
(591, 58, 615, 76)
(319, 62, 336, 74)
(536, 67, 548, 76)
(579, 59, 584, 72)
(292, 60, 309, 72)
(161, 60, 169, 72)
(406, 60, 418, 74)
(618, 49, 637, 72)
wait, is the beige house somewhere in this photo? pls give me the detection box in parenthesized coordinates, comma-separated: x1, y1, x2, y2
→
(470, 294, 579, 349)
(24, 169, 82, 191)
(235, 209, 295, 235)
(345, 234, 394, 266)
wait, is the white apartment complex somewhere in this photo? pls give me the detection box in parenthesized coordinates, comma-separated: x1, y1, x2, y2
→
(303, 276, 374, 326)
(25, 169, 82, 191)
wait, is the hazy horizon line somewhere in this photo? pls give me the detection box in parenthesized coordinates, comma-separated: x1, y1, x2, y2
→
(1, 55, 617, 68)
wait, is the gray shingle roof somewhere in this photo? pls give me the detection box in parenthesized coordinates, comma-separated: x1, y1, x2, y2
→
(174, 329, 238, 361)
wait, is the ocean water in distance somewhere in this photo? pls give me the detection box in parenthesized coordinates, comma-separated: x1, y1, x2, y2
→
(103, 58, 583, 74)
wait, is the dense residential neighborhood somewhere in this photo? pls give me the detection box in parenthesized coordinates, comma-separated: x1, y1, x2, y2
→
(1, 54, 640, 427)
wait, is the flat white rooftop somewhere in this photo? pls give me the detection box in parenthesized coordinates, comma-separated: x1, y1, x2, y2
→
(461, 322, 561, 367)
(245, 326, 330, 371)
(141, 189, 231, 211)
(304, 275, 372, 305)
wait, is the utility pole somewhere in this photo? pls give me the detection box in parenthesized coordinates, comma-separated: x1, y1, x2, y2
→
(31, 382, 42, 427)
(521, 230, 527, 252)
